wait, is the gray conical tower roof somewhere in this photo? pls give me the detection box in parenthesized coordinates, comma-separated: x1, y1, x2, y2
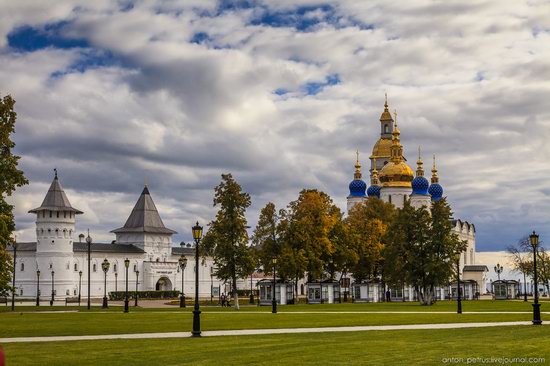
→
(111, 186, 177, 234)
(29, 171, 83, 214)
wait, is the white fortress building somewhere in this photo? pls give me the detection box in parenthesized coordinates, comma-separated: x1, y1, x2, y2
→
(346, 98, 488, 295)
(10, 171, 224, 300)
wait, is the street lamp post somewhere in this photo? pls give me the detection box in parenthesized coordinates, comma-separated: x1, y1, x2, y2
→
(178, 255, 188, 308)
(50, 270, 55, 306)
(343, 270, 348, 303)
(529, 231, 542, 325)
(11, 240, 17, 311)
(192, 222, 203, 337)
(272, 257, 277, 314)
(86, 231, 92, 310)
(101, 259, 110, 309)
(36, 270, 41, 306)
(249, 271, 255, 304)
(78, 271, 82, 306)
(124, 258, 130, 313)
(210, 267, 214, 305)
(456, 257, 462, 314)
(135, 270, 139, 307)
(494, 263, 503, 281)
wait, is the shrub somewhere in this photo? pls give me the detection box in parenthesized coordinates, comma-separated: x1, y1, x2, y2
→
(109, 290, 180, 300)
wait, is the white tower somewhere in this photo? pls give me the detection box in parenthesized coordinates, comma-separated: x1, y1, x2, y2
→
(29, 170, 83, 299)
(410, 147, 432, 210)
(111, 186, 177, 262)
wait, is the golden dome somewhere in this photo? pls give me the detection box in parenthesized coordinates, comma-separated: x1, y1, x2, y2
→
(370, 138, 392, 159)
(379, 161, 414, 187)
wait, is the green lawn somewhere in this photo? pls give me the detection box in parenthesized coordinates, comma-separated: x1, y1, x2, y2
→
(3, 325, 549, 365)
(1, 299, 547, 313)
(0, 301, 548, 338)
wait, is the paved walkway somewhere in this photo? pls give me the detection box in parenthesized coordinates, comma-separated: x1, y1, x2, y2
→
(0, 321, 538, 344)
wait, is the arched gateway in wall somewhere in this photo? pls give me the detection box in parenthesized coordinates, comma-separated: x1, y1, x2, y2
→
(155, 277, 172, 291)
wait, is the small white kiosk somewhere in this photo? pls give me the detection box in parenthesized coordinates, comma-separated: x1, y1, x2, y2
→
(307, 280, 341, 304)
(351, 280, 382, 302)
(257, 279, 294, 305)
(492, 280, 519, 300)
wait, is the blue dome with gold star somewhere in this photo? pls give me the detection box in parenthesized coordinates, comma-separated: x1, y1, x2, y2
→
(428, 183, 443, 201)
(367, 184, 381, 198)
(412, 176, 429, 195)
(349, 179, 367, 197)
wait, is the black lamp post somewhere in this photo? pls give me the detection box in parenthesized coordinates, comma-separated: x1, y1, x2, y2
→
(272, 256, 277, 314)
(135, 270, 139, 307)
(529, 231, 542, 325)
(11, 239, 17, 311)
(115, 272, 118, 293)
(192, 221, 203, 337)
(456, 256, 462, 314)
(210, 267, 214, 304)
(101, 258, 110, 309)
(50, 270, 55, 306)
(78, 270, 82, 306)
(494, 263, 503, 281)
(86, 231, 92, 310)
(249, 271, 255, 304)
(36, 270, 41, 307)
(343, 269, 348, 303)
(178, 255, 188, 308)
(124, 258, 130, 313)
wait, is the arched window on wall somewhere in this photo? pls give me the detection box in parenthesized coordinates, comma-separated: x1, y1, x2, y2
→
(93, 264, 97, 272)
(20, 262, 24, 271)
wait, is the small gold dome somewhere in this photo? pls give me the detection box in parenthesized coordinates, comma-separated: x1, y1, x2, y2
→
(379, 161, 414, 187)
(371, 138, 392, 159)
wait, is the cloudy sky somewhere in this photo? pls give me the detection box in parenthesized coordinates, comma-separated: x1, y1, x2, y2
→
(2, 0, 550, 251)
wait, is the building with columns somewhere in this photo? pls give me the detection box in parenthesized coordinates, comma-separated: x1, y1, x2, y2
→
(8, 172, 228, 300)
(346, 97, 488, 294)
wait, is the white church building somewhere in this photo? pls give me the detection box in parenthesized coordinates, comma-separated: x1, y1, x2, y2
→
(346, 98, 488, 296)
(9, 172, 224, 301)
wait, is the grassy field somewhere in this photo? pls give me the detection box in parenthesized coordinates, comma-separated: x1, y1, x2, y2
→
(3, 325, 549, 365)
(0, 301, 548, 338)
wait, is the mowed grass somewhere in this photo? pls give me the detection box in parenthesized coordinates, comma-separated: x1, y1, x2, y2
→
(3, 325, 549, 366)
(1, 298, 546, 313)
(0, 301, 548, 338)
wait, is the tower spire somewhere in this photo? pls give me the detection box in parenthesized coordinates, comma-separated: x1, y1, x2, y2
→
(431, 154, 439, 184)
(54, 168, 58, 179)
(354, 150, 362, 180)
(416, 146, 424, 177)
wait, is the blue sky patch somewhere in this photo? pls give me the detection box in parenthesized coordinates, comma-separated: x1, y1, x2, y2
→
(303, 73, 341, 95)
(8, 22, 89, 51)
(273, 88, 288, 95)
(190, 32, 212, 44)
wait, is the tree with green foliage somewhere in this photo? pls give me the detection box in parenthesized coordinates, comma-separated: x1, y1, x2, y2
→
(201, 174, 254, 310)
(0, 95, 28, 296)
(252, 202, 280, 273)
(345, 198, 395, 282)
(384, 199, 466, 305)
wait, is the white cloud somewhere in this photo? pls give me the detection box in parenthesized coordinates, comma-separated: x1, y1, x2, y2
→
(2, 0, 550, 249)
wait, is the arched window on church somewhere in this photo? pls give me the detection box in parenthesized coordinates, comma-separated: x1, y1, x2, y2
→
(20, 262, 24, 272)
(384, 124, 389, 133)
(93, 264, 97, 272)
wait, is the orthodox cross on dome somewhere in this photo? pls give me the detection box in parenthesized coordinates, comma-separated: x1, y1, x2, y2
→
(354, 150, 362, 179)
(371, 157, 380, 185)
(416, 146, 424, 177)
(431, 154, 439, 184)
